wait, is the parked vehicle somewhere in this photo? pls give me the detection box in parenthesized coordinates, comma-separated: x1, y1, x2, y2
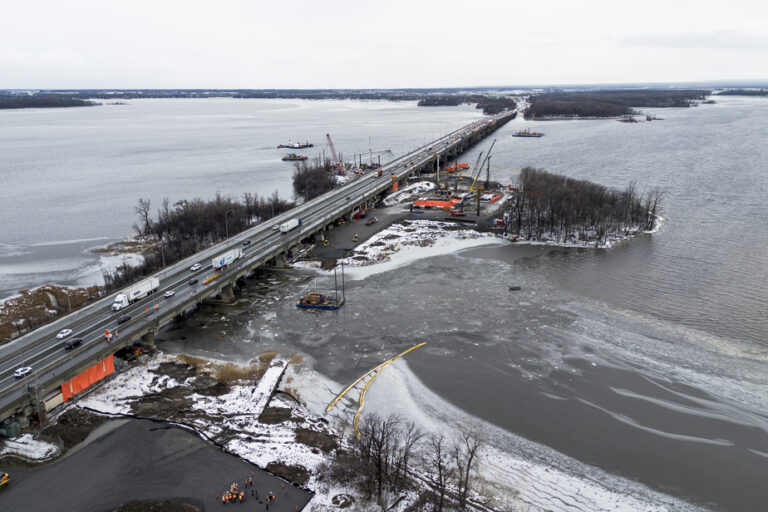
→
(64, 338, 83, 349)
(212, 248, 243, 269)
(279, 218, 302, 233)
(190, 263, 202, 271)
(377, 169, 383, 177)
(449, 208, 466, 216)
(13, 367, 32, 379)
(0, 471, 9, 489)
(56, 328, 73, 339)
(111, 277, 160, 311)
(117, 315, 131, 324)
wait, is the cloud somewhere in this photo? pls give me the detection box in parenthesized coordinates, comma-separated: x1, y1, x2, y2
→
(616, 30, 768, 50)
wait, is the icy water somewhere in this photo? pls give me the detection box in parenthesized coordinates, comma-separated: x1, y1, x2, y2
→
(4, 97, 768, 510)
(0, 98, 481, 297)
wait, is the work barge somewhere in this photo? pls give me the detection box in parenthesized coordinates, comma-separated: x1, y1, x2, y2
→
(0, 109, 517, 425)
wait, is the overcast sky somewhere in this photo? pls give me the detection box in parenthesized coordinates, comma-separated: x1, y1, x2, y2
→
(1, 0, 766, 89)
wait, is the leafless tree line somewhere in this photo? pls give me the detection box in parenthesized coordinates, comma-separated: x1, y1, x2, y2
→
(331, 413, 486, 511)
(505, 167, 663, 245)
(102, 192, 295, 291)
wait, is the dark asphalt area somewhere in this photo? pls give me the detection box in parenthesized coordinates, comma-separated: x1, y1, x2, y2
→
(308, 202, 493, 261)
(1, 419, 312, 512)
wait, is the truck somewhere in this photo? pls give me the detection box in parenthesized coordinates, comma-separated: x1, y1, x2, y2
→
(212, 248, 243, 269)
(111, 277, 160, 311)
(279, 218, 302, 233)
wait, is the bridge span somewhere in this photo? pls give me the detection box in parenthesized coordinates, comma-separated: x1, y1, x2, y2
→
(0, 109, 516, 422)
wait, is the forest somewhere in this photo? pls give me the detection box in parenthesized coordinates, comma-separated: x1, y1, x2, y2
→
(525, 89, 711, 118)
(292, 159, 338, 201)
(504, 167, 662, 245)
(0, 93, 98, 109)
(716, 89, 768, 96)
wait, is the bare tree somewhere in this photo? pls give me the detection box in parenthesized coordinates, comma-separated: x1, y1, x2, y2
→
(453, 423, 484, 509)
(423, 433, 455, 511)
(134, 198, 152, 235)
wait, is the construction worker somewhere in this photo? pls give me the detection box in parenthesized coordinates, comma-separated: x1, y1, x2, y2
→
(114, 330, 118, 339)
(239, 491, 245, 502)
(221, 493, 226, 505)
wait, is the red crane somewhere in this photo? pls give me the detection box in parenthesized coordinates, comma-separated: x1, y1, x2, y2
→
(326, 133, 344, 175)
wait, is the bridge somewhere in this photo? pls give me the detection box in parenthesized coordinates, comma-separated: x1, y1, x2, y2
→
(0, 110, 516, 422)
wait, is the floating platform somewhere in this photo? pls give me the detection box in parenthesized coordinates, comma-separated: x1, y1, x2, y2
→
(297, 292, 345, 310)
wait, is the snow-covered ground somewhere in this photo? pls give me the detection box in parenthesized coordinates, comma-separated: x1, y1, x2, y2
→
(382, 181, 435, 206)
(336, 220, 503, 280)
(1, 433, 60, 461)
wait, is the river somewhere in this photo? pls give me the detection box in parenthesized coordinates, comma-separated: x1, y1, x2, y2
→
(2, 96, 767, 511)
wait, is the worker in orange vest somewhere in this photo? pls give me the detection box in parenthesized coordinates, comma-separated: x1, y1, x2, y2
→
(221, 493, 226, 505)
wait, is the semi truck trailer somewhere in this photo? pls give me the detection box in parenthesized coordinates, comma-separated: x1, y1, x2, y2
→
(111, 277, 160, 311)
(212, 248, 243, 269)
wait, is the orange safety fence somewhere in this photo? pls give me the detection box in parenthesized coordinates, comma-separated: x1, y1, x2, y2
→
(61, 354, 115, 402)
(392, 181, 399, 192)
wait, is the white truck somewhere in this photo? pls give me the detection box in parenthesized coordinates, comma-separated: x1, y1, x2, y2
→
(279, 218, 302, 233)
(212, 248, 243, 269)
(111, 277, 160, 311)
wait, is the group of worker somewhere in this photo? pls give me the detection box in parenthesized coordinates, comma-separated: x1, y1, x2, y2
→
(219, 475, 278, 507)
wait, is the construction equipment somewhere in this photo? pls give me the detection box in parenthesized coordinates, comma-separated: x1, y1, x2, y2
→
(469, 139, 496, 193)
(326, 134, 344, 175)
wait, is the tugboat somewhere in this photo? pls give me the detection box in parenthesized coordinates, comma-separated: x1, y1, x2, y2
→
(297, 265, 345, 310)
(282, 153, 309, 161)
(277, 141, 314, 149)
(512, 128, 544, 137)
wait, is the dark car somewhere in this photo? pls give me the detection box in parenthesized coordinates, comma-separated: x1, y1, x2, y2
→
(189, 278, 198, 286)
(64, 338, 83, 350)
(242, 239, 251, 246)
(117, 315, 131, 324)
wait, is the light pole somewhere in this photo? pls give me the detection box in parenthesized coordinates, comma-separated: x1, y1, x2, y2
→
(159, 232, 166, 267)
(65, 290, 71, 313)
(224, 210, 234, 239)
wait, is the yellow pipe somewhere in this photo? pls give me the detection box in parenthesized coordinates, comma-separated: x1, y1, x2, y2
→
(325, 342, 427, 429)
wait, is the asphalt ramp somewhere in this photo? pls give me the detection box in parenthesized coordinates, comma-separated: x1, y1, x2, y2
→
(1, 418, 313, 511)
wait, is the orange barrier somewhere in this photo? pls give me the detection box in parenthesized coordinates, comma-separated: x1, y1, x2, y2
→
(61, 355, 115, 402)
(413, 199, 461, 208)
(392, 181, 399, 192)
(489, 194, 503, 203)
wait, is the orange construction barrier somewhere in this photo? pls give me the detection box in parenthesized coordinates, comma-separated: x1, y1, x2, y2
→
(61, 355, 115, 402)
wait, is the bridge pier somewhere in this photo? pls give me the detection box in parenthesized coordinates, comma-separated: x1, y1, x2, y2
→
(221, 282, 236, 303)
(141, 328, 157, 349)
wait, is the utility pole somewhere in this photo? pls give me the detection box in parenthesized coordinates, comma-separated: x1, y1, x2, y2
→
(435, 152, 440, 188)
(160, 233, 166, 267)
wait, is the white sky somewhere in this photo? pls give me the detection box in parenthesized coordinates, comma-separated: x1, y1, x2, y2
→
(1, 0, 766, 89)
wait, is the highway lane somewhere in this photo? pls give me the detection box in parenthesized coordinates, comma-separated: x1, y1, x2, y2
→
(0, 112, 512, 404)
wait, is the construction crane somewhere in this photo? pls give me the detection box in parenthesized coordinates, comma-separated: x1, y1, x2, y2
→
(469, 139, 496, 193)
(326, 134, 343, 175)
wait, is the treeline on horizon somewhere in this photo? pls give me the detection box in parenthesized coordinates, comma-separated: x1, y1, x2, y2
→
(525, 89, 711, 118)
(417, 95, 517, 115)
(0, 93, 98, 109)
(716, 89, 768, 96)
(506, 167, 662, 244)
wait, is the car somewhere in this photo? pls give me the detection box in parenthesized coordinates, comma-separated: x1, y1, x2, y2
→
(272, 225, 280, 231)
(163, 290, 175, 298)
(189, 278, 198, 286)
(55, 328, 73, 339)
(242, 239, 252, 246)
(64, 338, 82, 350)
(13, 366, 32, 379)
(117, 315, 131, 324)
(190, 263, 202, 271)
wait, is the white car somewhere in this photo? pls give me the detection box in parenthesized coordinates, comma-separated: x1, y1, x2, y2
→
(163, 290, 175, 298)
(272, 225, 280, 231)
(190, 263, 202, 271)
(13, 366, 32, 379)
(56, 328, 73, 339)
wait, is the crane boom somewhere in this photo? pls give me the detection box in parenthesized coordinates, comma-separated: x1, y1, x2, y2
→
(469, 139, 496, 192)
(326, 133, 343, 175)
